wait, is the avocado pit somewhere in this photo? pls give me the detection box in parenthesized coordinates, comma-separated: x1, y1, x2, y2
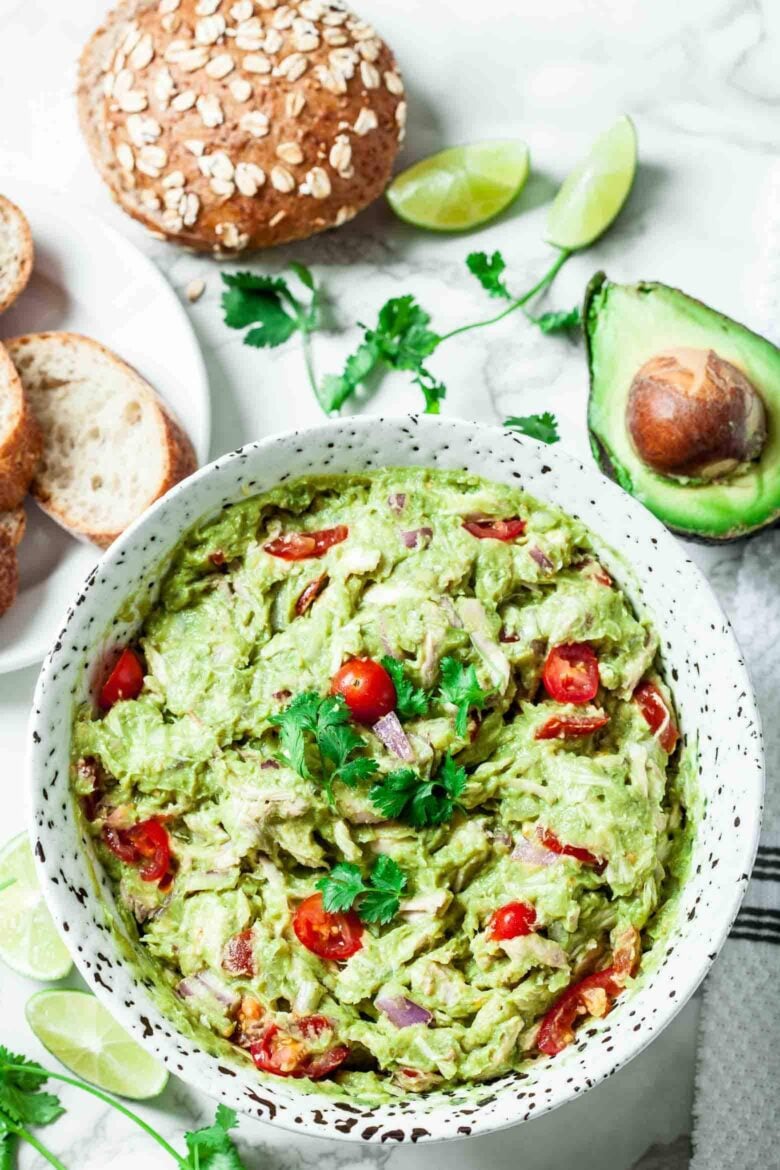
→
(626, 347, 767, 481)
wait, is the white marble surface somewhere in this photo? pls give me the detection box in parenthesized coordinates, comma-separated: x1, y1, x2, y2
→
(1, 0, 780, 1166)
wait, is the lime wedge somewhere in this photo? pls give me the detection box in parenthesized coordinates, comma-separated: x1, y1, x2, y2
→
(546, 115, 637, 250)
(0, 833, 72, 980)
(387, 140, 530, 231)
(26, 989, 169, 1099)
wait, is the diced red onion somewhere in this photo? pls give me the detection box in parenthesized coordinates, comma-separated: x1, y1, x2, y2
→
(511, 837, 560, 867)
(499, 629, 520, 644)
(488, 826, 513, 848)
(373, 711, 415, 762)
(529, 546, 554, 573)
(388, 493, 407, 514)
(376, 995, 433, 1028)
(261, 759, 280, 770)
(402, 527, 433, 550)
(273, 689, 292, 702)
(177, 971, 240, 1009)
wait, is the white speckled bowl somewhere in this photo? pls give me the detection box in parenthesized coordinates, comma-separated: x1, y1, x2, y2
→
(27, 416, 763, 1145)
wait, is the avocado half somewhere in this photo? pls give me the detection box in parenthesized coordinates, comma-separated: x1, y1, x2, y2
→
(585, 272, 780, 542)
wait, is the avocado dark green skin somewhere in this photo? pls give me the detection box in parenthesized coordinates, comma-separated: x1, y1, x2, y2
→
(583, 271, 780, 544)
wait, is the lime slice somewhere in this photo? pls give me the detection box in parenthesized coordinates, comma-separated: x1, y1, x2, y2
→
(0, 833, 72, 980)
(26, 989, 169, 1099)
(546, 115, 637, 250)
(387, 140, 530, 231)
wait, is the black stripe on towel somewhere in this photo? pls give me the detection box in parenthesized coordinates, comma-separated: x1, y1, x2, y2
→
(751, 865, 780, 882)
(757, 845, 780, 859)
(730, 929, 780, 946)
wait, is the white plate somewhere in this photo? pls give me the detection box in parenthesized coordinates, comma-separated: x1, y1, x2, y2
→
(0, 181, 211, 675)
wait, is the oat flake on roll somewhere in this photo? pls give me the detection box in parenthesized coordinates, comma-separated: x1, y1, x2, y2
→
(77, 0, 406, 254)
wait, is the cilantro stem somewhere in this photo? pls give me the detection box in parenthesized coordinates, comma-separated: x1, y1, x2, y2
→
(2, 1065, 188, 1170)
(438, 248, 572, 344)
(13, 1124, 68, 1170)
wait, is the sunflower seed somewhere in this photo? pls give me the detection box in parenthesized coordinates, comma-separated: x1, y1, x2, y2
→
(270, 165, 295, 192)
(322, 27, 348, 45)
(395, 100, 407, 128)
(235, 161, 265, 195)
(292, 18, 319, 51)
(353, 107, 377, 135)
(216, 222, 249, 249)
(164, 185, 185, 208)
(272, 4, 294, 28)
(162, 208, 184, 232)
(118, 89, 149, 113)
(240, 109, 270, 136)
(140, 188, 161, 209)
(268, 209, 286, 226)
(206, 52, 234, 78)
(209, 150, 235, 179)
(299, 0, 324, 16)
(276, 141, 303, 165)
(329, 47, 357, 78)
(171, 45, 211, 71)
(315, 65, 346, 94)
(335, 204, 356, 225)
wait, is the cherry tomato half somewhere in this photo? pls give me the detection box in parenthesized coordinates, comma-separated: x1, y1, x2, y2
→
(633, 681, 679, 754)
(331, 658, 396, 724)
(293, 893, 364, 961)
(222, 929, 255, 977)
(489, 901, 537, 941)
(462, 517, 527, 542)
(537, 968, 622, 1057)
(537, 827, 605, 873)
(98, 648, 145, 711)
(542, 643, 600, 705)
(264, 526, 348, 561)
(250, 1015, 350, 1080)
(102, 824, 140, 865)
(535, 711, 609, 740)
(126, 819, 172, 884)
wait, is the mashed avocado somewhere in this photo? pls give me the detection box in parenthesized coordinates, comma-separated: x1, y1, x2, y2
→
(72, 469, 690, 1098)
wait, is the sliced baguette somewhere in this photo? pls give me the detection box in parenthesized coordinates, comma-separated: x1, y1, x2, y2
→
(0, 340, 42, 511)
(0, 195, 34, 314)
(5, 333, 198, 548)
(0, 506, 26, 548)
(0, 532, 19, 617)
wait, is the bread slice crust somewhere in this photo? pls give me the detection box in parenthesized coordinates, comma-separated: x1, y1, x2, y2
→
(0, 194, 34, 315)
(4, 332, 197, 548)
(0, 341, 42, 512)
(0, 531, 19, 617)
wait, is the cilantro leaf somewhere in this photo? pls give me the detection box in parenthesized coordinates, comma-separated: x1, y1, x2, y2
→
(380, 657, 429, 719)
(221, 272, 298, 346)
(270, 691, 321, 778)
(316, 856, 407, 924)
(466, 251, 512, 300)
(334, 756, 379, 788)
(504, 412, 560, 445)
(0, 1049, 62, 1130)
(320, 340, 380, 413)
(531, 306, 581, 335)
(438, 657, 489, 736)
(413, 367, 447, 414)
(369, 296, 440, 371)
(317, 862, 365, 914)
(184, 1103, 246, 1170)
(369, 756, 466, 828)
(360, 855, 407, 924)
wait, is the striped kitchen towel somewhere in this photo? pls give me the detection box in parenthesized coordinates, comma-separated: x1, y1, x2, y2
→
(691, 836, 780, 1170)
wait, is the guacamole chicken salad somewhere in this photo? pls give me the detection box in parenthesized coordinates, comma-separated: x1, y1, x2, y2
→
(72, 469, 689, 1097)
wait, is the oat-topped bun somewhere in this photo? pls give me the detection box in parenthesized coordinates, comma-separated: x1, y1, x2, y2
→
(77, 0, 406, 254)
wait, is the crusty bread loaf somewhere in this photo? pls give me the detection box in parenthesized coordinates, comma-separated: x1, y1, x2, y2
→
(0, 506, 26, 549)
(0, 341, 42, 512)
(0, 195, 34, 314)
(0, 532, 19, 617)
(77, 0, 405, 254)
(4, 332, 197, 548)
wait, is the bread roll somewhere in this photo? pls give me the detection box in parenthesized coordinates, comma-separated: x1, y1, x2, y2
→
(77, 0, 406, 254)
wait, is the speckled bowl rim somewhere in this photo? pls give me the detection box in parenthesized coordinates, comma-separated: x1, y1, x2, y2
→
(27, 415, 764, 1144)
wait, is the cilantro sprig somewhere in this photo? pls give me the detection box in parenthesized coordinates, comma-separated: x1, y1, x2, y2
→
(317, 855, 407, 924)
(465, 250, 580, 337)
(271, 692, 377, 803)
(380, 656, 430, 720)
(504, 412, 560, 445)
(369, 753, 467, 828)
(438, 657, 489, 737)
(0, 1047, 250, 1169)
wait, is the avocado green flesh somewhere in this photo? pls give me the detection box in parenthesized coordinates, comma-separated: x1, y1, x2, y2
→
(586, 275, 780, 540)
(72, 469, 691, 1100)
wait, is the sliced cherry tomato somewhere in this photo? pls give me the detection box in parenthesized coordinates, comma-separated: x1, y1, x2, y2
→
(542, 643, 599, 705)
(537, 827, 605, 873)
(331, 658, 396, 724)
(293, 893, 364, 961)
(462, 517, 527, 541)
(610, 926, 641, 987)
(102, 824, 140, 864)
(250, 1015, 350, 1080)
(295, 574, 328, 615)
(126, 818, 171, 885)
(535, 710, 609, 740)
(223, 929, 256, 977)
(489, 901, 537, 941)
(633, 681, 679, 754)
(263, 525, 348, 561)
(98, 648, 145, 711)
(537, 968, 622, 1057)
